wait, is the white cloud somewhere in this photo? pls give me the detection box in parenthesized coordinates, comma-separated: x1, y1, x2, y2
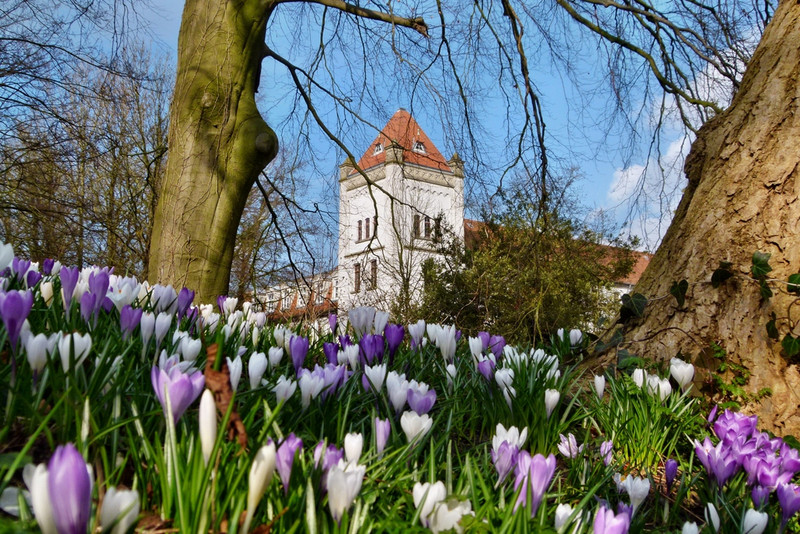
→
(606, 135, 690, 250)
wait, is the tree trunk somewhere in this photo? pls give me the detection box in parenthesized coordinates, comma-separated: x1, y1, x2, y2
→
(149, 0, 278, 302)
(618, 0, 800, 435)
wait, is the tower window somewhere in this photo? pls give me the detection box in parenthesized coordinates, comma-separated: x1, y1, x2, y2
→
(370, 259, 378, 289)
(357, 219, 362, 242)
(364, 217, 370, 239)
(354, 264, 361, 293)
(413, 214, 421, 238)
(373, 143, 383, 155)
(413, 141, 426, 154)
(424, 216, 432, 238)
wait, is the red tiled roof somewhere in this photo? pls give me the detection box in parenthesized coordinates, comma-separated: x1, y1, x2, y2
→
(351, 109, 452, 174)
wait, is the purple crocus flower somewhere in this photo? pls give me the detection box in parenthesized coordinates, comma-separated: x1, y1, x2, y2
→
(477, 358, 495, 381)
(26, 270, 42, 288)
(752, 485, 770, 508)
(151, 359, 205, 423)
(290, 335, 310, 375)
(665, 459, 678, 492)
(492, 440, 519, 484)
(779, 483, 800, 527)
(384, 324, 405, 365)
(601, 440, 614, 467)
(42, 258, 55, 276)
(323, 342, 339, 365)
(477, 331, 490, 350)
(88, 270, 110, 305)
(120, 305, 143, 340)
(407, 388, 436, 415)
(375, 417, 391, 457)
(593, 504, 631, 534)
(0, 289, 33, 350)
(513, 452, 556, 517)
(176, 287, 195, 321)
(714, 409, 758, 444)
(489, 335, 506, 360)
(80, 292, 98, 325)
(11, 258, 30, 281)
(276, 433, 303, 494)
(329, 314, 338, 334)
(59, 266, 80, 310)
(48, 443, 92, 534)
(359, 334, 384, 365)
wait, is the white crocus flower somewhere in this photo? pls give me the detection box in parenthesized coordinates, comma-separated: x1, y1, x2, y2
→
(492, 423, 528, 451)
(468, 337, 483, 362)
(243, 442, 276, 533)
(273, 376, 297, 403)
(249, 352, 268, 389)
(386, 371, 409, 413)
(344, 432, 363, 465)
(670, 356, 695, 391)
(364, 363, 387, 391)
(681, 522, 699, 534)
(227, 356, 242, 391)
(742, 508, 768, 534)
(594, 374, 606, 399)
(620, 475, 650, 516)
(412, 481, 447, 527)
(100, 487, 140, 534)
(631, 368, 645, 388)
(705, 502, 720, 532)
(429, 497, 472, 533)
(373, 310, 390, 335)
(326, 460, 366, 524)
(199, 389, 217, 465)
(545, 389, 560, 419)
(57, 332, 92, 372)
(267, 347, 284, 370)
(401, 411, 432, 443)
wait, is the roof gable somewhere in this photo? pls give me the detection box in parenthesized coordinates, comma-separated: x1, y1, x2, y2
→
(351, 109, 452, 174)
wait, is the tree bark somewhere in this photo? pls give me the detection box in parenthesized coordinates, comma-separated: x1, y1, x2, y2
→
(618, 0, 800, 435)
(149, 0, 278, 302)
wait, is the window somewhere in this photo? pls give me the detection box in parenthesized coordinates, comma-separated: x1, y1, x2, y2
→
(413, 214, 421, 238)
(282, 293, 293, 310)
(357, 219, 362, 241)
(413, 141, 426, 154)
(354, 264, 361, 293)
(373, 143, 383, 155)
(434, 216, 442, 241)
(315, 282, 325, 304)
(424, 216, 432, 238)
(364, 217, 370, 239)
(370, 259, 378, 289)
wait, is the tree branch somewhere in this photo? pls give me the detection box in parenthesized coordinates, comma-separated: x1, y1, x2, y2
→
(278, 0, 428, 37)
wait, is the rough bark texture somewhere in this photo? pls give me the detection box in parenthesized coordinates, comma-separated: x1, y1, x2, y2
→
(618, 0, 800, 435)
(149, 0, 278, 302)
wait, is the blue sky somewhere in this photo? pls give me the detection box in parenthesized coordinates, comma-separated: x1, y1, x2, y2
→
(142, 1, 689, 252)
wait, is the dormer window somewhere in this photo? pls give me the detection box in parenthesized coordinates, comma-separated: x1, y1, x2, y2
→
(413, 141, 426, 154)
(373, 143, 384, 155)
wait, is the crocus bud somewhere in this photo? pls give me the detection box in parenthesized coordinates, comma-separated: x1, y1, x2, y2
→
(48, 443, 92, 534)
(154, 312, 172, 347)
(28, 464, 57, 534)
(242, 442, 277, 534)
(594, 374, 606, 399)
(226, 356, 242, 391)
(705, 502, 720, 532)
(249, 352, 268, 389)
(199, 390, 217, 466)
(413, 481, 447, 527)
(344, 432, 363, 465)
(681, 521, 699, 534)
(374, 418, 391, 457)
(40, 281, 54, 306)
(544, 389, 560, 419)
(670, 357, 695, 391)
(100, 487, 140, 534)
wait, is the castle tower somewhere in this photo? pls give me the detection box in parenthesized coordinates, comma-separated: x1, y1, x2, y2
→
(337, 109, 465, 312)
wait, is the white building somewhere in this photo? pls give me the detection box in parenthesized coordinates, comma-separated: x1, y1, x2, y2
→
(336, 108, 464, 311)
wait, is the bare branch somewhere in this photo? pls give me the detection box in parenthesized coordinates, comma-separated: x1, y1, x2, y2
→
(279, 0, 428, 37)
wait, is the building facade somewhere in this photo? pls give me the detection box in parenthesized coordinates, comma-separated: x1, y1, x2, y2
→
(336, 109, 464, 311)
